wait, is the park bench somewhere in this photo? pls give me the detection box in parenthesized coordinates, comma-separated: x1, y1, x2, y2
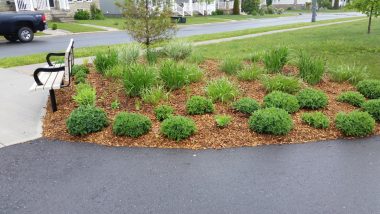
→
(29, 39, 74, 112)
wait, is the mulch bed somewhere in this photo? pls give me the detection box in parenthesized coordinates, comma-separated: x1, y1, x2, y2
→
(43, 60, 380, 149)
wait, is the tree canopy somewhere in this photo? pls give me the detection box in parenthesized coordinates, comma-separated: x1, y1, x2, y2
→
(350, 0, 380, 33)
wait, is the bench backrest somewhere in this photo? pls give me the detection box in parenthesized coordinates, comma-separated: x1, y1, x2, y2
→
(64, 39, 74, 82)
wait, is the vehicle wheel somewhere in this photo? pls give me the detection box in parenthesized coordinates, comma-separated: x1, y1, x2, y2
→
(4, 35, 18, 42)
(17, 27, 34, 43)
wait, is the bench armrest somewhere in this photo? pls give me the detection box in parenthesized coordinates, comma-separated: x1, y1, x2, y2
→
(46, 52, 65, 66)
(34, 66, 65, 86)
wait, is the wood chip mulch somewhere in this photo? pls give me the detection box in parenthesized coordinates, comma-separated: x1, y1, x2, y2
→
(42, 60, 380, 149)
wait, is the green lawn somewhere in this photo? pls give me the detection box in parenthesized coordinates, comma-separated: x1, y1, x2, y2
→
(196, 18, 380, 79)
(76, 18, 126, 30)
(48, 22, 104, 33)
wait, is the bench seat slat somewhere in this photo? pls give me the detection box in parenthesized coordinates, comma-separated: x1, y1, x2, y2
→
(29, 71, 65, 91)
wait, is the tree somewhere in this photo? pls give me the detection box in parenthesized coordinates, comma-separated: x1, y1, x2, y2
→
(117, 0, 177, 47)
(350, 0, 380, 34)
(233, 0, 240, 15)
(242, 0, 260, 14)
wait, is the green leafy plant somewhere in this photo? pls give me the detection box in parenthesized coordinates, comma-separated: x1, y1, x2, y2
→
(298, 52, 325, 85)
(362, 99, 380, 121)
(90, 3, 105, 20)
(52, 23, 58, 30)
(73, 83, 96, 107)
(220, 57, 243, 75)
(237, 66, 263, 81)
(112, 112, 152, 137)
(123, 64, 157, 97)
(163, 40, 193, 60)
(66, 106, 108, 136)
(297, 88, 328, 109)
(335, 111, 375, 137)
(329, 65, 369, 85)
(205, 77, 240, 103)
(301, 112, 330, 129)
(215, 114, 232, 128)
(356, 79, 380, 99)
(232, 97, 260, 115)
(263, 47, 289, 73)
(74, 70, 87, 84)
(74, 10, 90, 20)
(160, 116, 197, 141)
(94, 49, 118, 74)
(159, 60, 203, 90)
(337, 91, 366, 107)
(117, 43, 141, 65)
(72, 64, 89, 76)
(249, 107, 293, 135)
(111, 99, 120, 109)
(186, 96, 214, 115)
(264, 91, 300, 113)
(141, 86, 169, 106)
(154, 105, 174, 121)
(260, 74, 301, 94)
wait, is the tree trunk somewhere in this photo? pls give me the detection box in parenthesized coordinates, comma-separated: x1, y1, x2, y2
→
(368, 5, 373, 34)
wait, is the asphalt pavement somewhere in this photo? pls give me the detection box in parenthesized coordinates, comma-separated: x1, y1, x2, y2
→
(0, 136, 379, 214)
(0, 13, 363, 58)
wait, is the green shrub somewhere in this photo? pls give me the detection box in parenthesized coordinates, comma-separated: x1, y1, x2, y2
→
(237, 66, 263, 81)
(163, 40, 193, 60)
(205, 77, 240, 103)
(66, 106, 108, 136)
(141, 86, 169, 106)
(159, 60, 203, 90)
(335, 111, 375, 137)
(260, 74, 301, 94)
(220, 58, 243, 75)
(263, 47, 289, 73)
(74, 10, 90, 20)
(362, 99, 380, 121)
(154, 105, 174, 121)
(112, 112, 152, 137)
(94, 49, 118, 74)
(329, 65, 369, 85)
(72, 64, 89, 76)
(160, 116, 196, 141)
(90, 3, 105, 20)
(111, 99, 120, 109)
(297, 88, 328, 109)
(232, 97, 260, 115)
(123, 64, 157, 97)
(105, 64, 124, 79)
(301, 112, 329, 129)
(74, 70, 87, 84)
(298, 52, 325, 85)
(215, 114, 232, 128)
(186, 96, 214, 115)
(73, 83, 96, 107)
(52, 23, 58, 30)
(264, 91, 300, 113)
(249, 107, 293, 135)
(117, 43, 141, 65)
(356, 80, 380, 99)
(337, 91, 366, 107)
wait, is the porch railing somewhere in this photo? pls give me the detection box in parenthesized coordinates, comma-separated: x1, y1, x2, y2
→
(15, 0, 50, 11)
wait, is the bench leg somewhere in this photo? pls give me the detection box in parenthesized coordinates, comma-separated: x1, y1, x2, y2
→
(49, 89, 57, 112)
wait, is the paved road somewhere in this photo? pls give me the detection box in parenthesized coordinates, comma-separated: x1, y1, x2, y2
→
(0, 13, 363, 59)
(1, 136, 379, 214)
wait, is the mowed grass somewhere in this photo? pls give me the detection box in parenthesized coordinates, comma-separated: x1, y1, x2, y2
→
(195, 18, 380, 79)
(48, 22, 104, 33)
(76, 18, 126, 30)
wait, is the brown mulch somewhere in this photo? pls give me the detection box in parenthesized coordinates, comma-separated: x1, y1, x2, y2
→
(43, 60, 380, 149)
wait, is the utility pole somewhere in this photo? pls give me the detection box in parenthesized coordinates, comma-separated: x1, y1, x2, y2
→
(311, 0, 317, 22)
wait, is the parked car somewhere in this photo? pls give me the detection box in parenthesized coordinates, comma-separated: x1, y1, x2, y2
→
(0, 11, 47, 43)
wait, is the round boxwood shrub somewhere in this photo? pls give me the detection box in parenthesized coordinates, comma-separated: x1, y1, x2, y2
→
(297, 88, 328, 109)
(66, 106, 108, 136)
(264, 91, 300, 113)
(154, 105, 174, 121)
(362, 99, 380, 121)
(356, 80, 380, 99)
(249, 107, 293, 135)
(232, 97, 260, 115)
(186, 96, 214, 115)
(160, 116, 196, 141)
(112, 112, 152, 138)
(336, 91, 366, 107)
(335, 111, 375, 137)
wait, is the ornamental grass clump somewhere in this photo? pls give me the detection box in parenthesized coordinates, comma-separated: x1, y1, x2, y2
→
(112, 112, 152, 137)
(260, 74, 301, 94)
(160, 116, 197, 141)
(362, 99, 380, 121)
(105, 64, 124, 79)
(220, 57, 243, 75)
(117, 42, 141, 65)
(337, 91, 366, 107)
(159, 60, 203, 90)
(154, 105, 174, 121)
(249, 107, 293, 135)
(186, 96, 214, 115)
(141, 86, 169, 106)
(329, 65, 369, 85)
(94, 49, 118, 74)
(163, 40, 193, 60)
(214, 114, 232, 128)
(73, 83, 96, 107)
(297, 88, 328, 109)
(356, 80, 380, 99)
(263, 47, 288, 73)
(264, 91, 300, 113)
(297, 52, 325, 85)
(335, 111, 375, 137)
(301, 112, 330, 129)
(205, 77, 240, 103)
(237, 66, 263, 81)
(71, 64, 89, 76)
(247, 51, 264, 63)
(66, 106, 108, 136)
(123, 64, 157, 97)
(232, 97, 260, 115)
